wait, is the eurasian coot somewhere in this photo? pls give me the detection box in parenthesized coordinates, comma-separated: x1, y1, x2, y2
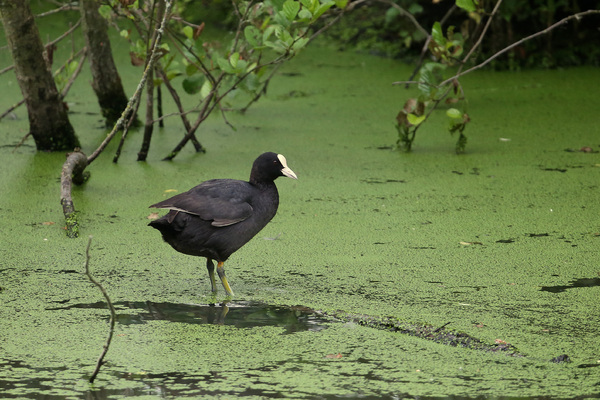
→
(149, 152, 297, 297)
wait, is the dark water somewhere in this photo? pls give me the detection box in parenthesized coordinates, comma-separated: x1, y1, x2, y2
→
(46, 300, 330, 333)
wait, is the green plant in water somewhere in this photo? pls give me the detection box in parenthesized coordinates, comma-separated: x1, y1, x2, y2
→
(447, 107, 469, 154)
(395, 0, 475, 153)
(395, 98, 425, 152)
(396, 60, 470, 154)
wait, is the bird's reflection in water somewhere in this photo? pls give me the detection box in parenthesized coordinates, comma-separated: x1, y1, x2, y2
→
(48, 300, 329, 333)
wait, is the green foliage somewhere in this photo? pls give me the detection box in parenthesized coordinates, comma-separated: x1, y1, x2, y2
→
(455, 0, 478, 13)
(101, 0, 344, 160)
(446, 107, 470, 154)
(428, 23, 464, 65)
(163, 0, 340, 104)
(323, 0, 598, 68)
(54, 59, 79, 93)
(395, 98, 425, 152)
(395, 2, 472, 154)
(319, 1, 427, 58)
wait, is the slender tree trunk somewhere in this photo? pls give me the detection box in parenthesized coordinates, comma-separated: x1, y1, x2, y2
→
(0, 0, 80, 151)
(137, 0, 165, 161)
(80, 0, 133, 126)
(137, 66, 154, 161)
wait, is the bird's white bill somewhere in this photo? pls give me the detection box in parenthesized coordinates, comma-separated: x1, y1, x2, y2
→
(278, 154, 298, 179)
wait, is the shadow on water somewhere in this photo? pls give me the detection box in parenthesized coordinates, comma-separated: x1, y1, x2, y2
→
(46, 300, 329, 333)
(540, 277, 600, 293)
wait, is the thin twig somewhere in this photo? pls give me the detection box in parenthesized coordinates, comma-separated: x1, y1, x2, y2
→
(84, 236, 117, 384)
(456, 0, 504, 74)
(155, 67, 204, 151)
(406, 4, 457, 86)
(46, 19, 82, 49)
(59, 48, 88, 99)
(376, 0, 429, 37)
(35, 2, 79, 17)
(0, 99, 24, 122)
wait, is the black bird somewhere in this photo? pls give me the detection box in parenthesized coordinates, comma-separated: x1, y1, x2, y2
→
(148, 152, 297, 297)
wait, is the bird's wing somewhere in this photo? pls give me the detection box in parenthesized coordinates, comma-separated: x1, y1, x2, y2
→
(149, 179, 254, 227)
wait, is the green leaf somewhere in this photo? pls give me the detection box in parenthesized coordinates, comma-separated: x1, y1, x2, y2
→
(98, 5, 112, 19)
(282, 0, 300, 20)
(408, 3, 423, 14)
(246, 62, 258, 73)
(200, 79, 213, 99)
(446, 108, 462, 119)
(407, 113, 426, 126)
(166, 69, 180, 81)
(292, 37, 309, 52)
(264, 40, 287, 54)
(456, 0, 477, 13)
(298, 8, 313, 20)
(277, 29, 294, 46)
(182, 75, 203, 95)
(263, 25, 278, 42)
(182, 26, 194, 40)
(229, 52, 240, 68)
(333, 0, 348, 9)
(431, 22, 445, 46)
(244, 25, 260, 47)
(313, 1, 334, 19)
(216, 57, 234, 73)
(299, 0, 314, 10)
(385, 7, 401, 26)
(270, 0, 286, 11)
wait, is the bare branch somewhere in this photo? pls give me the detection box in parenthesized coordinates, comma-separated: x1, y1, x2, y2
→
(87, 0, 174, 164)
(84, 236, 117, 384)
(46, 19, 82, 49)
(375, 0, 428, 37)
(35, 2, 79, 18)
(155, 68, 205, 152)
(440, 9, 600, 87)
(59, 48, 88, 99)
(457, 0, 504, 72)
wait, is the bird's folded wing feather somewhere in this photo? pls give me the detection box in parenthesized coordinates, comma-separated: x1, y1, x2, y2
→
(149, 179, 254, 227)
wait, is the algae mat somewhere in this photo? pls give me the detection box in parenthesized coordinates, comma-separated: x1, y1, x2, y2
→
(1, 44, 599, 398)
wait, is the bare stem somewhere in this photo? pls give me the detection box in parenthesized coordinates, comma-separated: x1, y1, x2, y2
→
(456, 0, 504, 75)
(84, 236, 117, 384)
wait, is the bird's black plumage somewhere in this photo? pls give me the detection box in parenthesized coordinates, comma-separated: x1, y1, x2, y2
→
(148, 152, 297, 296)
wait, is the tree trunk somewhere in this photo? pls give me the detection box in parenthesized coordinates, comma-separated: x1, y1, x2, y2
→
(80, 0, 133, 126)
(0, 0, 80, 151)
(137, 66, 154, 161)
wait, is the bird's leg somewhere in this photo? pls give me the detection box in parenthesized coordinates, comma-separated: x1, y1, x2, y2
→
(206, 259, 218, 293)
(216, 261, 234, 297)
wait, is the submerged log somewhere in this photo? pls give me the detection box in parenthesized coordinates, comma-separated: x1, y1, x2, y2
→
(320, 310, 522, 356)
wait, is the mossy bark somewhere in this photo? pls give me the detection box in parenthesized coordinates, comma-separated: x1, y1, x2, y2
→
(80, 0, 133, 126)
(0, 0, 80, 151)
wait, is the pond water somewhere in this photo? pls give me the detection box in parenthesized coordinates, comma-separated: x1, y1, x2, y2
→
(1, 14, 600, 399)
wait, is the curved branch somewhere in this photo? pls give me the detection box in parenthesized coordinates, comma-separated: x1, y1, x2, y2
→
(84, 236, 117, 384)
(439, 9, 600, 87)
(60, 150, 89, 238)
